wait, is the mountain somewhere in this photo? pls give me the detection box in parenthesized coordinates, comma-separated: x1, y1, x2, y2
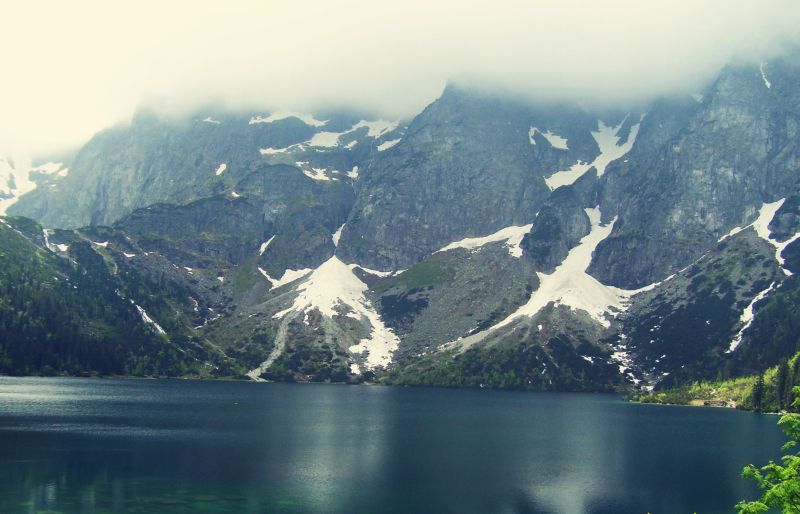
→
(0, 217, 233, 377)
(4, 54, 800, 390)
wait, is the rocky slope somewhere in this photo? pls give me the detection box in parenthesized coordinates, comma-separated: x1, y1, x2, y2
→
(4, 53, 800, 391)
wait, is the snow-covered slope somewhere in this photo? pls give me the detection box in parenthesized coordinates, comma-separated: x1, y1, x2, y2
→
(0, 157, 69, 214)
(272, 256, 399, 370)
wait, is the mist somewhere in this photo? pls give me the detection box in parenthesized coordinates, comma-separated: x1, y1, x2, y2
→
(2, 0, 799, 156)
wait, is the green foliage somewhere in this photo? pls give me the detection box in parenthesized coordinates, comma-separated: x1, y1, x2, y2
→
(232, 258, 259, 295)
(0, 219, 213, 377)
(386, 339, 622, 392)
(737, 387, 800, 513)
(634, 353, 800, 413)
(375, 258, 454, 293)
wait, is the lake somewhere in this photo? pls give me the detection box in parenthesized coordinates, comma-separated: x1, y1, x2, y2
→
(0, 377, 785, 513)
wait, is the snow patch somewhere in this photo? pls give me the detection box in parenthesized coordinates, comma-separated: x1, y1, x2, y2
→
(259, 267, 312, 289)
(350, 363, 361, 375)
(230, 191, 241, 198)
(32, 162, 69, 176)
(201, 117, 221, 124)
(543, 116, 642, 191)
(727, 282, 776, 353)
(718, 225, 745, 242)
(346, 166, 359, 179)
(303, 167, 331, 181)
(544, 161, 592, 191)
(529, 127, 569, 149)
(750, 199, 800, 276)
(332, 224, 345, 247)
(752, 199, 784, 243)
(484, 207, 637, 330)
(760, 62, 772, 89)
(133, 302, 166, 334)
(272, 257, 399, 369)
(249, 112, 327, 127)
(352, 265, 399, 278)
(352, 120, 399, 138)
(377, 139, 401, 151)
(590, 117, 641, 177)
(308, 131, 344, 148)
(259, 235, 275, 256)
(260, 146, 295, 155)
(215, 163, 227, 176)
(42, 229, 55, 252)
(122, 252, 135, 258)
(436, 224, 533, 258)
(58, 244, 71, 253)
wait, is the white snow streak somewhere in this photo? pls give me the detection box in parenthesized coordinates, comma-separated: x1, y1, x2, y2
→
(721, 199, 800, 352)
(230, 191, 241, 198)
(272, 256, 399, 369)
(352, 265, 398, 278)
(544, 161, 592, 191)
(215, 163, 227, 175)
(436, 224, 533, 258)
(377, 139, 401, 151)
(133, 303, 166, 334)
(249, 112, 327, 127)
(259, 235, 275, 256)
(529, 127, 569, 149)
(202, 117, 221, 124)
(259, 267, 312, 289)
(760, 62, 772, 89)
(332, 224, 345, 247)
(727, 282, 775, 353)
(346, 166, 359, 179)
(259, 146, 294, 155)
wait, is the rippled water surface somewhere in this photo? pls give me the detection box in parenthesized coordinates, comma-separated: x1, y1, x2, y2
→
(0, 377, 785, 513)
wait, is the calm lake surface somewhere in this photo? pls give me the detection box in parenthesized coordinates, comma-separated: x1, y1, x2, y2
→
(0, 377, 785, 514)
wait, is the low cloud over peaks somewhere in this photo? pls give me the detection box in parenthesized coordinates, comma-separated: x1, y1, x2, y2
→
(2, 0, 799, 154)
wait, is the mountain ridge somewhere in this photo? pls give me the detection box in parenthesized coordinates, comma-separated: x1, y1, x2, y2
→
(4, 55, 800, 391)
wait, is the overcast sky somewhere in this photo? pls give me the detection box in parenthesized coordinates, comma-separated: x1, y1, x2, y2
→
(2, 0, 799, 156)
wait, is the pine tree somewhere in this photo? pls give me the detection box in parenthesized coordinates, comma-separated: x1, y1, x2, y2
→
(753, 373, 765, 413)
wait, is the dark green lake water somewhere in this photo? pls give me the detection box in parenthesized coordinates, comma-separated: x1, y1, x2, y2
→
(0, 377, 785, 513)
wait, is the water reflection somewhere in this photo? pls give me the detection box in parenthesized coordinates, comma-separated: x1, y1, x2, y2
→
(0, 378, 787, 514)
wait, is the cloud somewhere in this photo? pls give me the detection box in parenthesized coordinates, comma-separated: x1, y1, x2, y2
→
(2, 0, 799, 155)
